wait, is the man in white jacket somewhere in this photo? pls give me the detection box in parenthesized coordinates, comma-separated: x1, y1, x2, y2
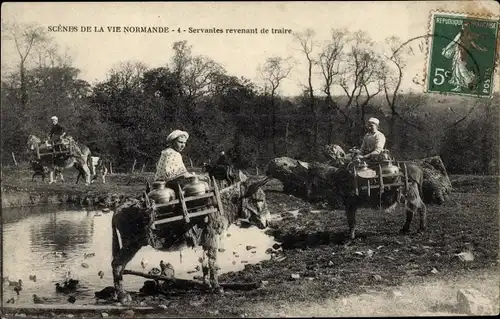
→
(359, 117, 386, 161)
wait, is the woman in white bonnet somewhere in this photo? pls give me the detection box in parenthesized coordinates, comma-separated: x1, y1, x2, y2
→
(154, 130, 194, 181)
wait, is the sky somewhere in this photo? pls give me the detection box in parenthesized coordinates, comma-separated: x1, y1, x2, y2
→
(2, 1, 499, 96)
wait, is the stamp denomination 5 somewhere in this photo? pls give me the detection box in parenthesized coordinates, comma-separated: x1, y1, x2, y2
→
(426, 12, 499, 98)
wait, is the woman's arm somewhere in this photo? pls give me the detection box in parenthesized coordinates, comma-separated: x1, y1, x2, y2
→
(471, 41, 487, 51)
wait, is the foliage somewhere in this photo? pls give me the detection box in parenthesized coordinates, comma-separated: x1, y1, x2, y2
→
(1, 22, 498, 175)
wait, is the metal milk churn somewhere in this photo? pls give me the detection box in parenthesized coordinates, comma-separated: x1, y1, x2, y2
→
(183, 176, 209, 197)
(380, 160, 400, 183)
(147, 181, 176, 204)
(183, 176, 211, 209)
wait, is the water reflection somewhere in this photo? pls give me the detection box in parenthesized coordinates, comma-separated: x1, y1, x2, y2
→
(29, 209, 95, 253)
(2, 205, 276, 306)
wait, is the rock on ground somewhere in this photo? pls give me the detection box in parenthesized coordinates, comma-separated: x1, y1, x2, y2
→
(457, 288, 494, 315)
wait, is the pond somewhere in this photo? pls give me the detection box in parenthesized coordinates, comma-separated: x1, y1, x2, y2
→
(2, 205, 277, 306)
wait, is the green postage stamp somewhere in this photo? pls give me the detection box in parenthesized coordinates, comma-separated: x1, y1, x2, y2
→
(426, 12, 499, 97)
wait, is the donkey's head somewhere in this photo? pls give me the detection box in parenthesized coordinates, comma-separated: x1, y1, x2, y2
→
(27, 135, 42, 151)
(235, 176, 272, 230)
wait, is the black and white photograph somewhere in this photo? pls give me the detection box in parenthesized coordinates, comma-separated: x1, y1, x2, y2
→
(1, 1, 499, 317)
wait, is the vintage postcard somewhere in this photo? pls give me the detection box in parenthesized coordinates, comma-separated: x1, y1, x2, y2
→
(1, 1, 499, 318)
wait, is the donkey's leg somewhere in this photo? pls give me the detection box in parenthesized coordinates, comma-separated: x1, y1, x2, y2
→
(206, 244, 223, 293)
(81, 164, 91, 186)
(401, 204, 415, 234)
(49, 171, 55, 184)
(345, 201, 357, 240)
(200, 250, 210, 286)
(417, 200, 427, 233)
(111, 239, 141, 303)
(59, 171, 65, 183)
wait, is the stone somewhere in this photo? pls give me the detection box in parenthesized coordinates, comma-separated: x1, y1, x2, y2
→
(373, 275, 382, 281)
(158, 304, 168, 309)
(290, 273, 300, 280)
(457, 288, 494, 315)
(101, 313, 108, 318)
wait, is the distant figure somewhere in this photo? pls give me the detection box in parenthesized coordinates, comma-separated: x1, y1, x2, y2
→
(216, 150, 230, 166)
(48, 116, 66, 144)
(359, 117, 386, 161)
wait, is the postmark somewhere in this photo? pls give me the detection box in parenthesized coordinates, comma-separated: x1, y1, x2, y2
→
(425, 11, 499, 98)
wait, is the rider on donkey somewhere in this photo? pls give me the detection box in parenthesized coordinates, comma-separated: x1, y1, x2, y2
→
(359, 117, 386, 162)
(154, 129, 195, 183)
(216, 150, 230, 166)
(47, 116, 67, 151)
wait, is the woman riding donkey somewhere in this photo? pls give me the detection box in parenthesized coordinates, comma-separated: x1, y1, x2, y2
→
(359, 117, 386, 162)
(154, 129, 196, 184)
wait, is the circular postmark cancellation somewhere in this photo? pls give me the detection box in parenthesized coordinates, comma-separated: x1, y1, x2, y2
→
(424, 11, 499, 98)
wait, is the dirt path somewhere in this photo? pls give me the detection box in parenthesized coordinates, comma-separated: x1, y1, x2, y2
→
(244, 268, 499, 317)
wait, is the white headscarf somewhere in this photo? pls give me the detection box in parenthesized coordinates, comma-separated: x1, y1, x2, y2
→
(368, 117, 380, 126)
(166, 130, 189, 143)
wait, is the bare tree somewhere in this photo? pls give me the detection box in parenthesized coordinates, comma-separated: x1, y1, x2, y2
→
(381, 36, 422, 145)
(294, 29, 319, 156)
(108, 61, 148, 91)
(258, 56, 294, 154)
(33, 41, 72, 69)
(2, 21, 49, 107)
(167, 41, 226, 127)
(338, 31, 383, 143)
(318, 28, 349, 143)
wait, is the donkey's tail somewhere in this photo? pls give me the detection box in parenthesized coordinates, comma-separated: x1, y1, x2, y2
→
(111, 216, 121, 258)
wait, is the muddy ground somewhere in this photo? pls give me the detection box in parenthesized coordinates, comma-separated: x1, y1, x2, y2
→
(1, 167, 499, 317)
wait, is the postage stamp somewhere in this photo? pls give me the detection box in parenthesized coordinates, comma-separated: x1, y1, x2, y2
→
(425, 12, 499, 98)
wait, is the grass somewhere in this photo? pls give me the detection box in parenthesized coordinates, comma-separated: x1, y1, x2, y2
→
(1, 167, 499, 317)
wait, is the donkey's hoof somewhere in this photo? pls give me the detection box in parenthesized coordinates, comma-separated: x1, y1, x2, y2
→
(399, 228, 410, 235)
(212, 286, 224, 295)
(118, 292, 132, 304)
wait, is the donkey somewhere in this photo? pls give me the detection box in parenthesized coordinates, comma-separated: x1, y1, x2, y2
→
(299, 160, 427, 240)
(27, 134, 93, 185)
(110, 175, 271, 303)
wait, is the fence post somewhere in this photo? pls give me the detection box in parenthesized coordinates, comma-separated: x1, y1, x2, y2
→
(109, 162, 113, 175)
(131, 159, 137, 173)
(141, 163, 146, 173)
(11, 152, 18, 167)
(256, 166, 259, 176)
(189, 158, 193, 168)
